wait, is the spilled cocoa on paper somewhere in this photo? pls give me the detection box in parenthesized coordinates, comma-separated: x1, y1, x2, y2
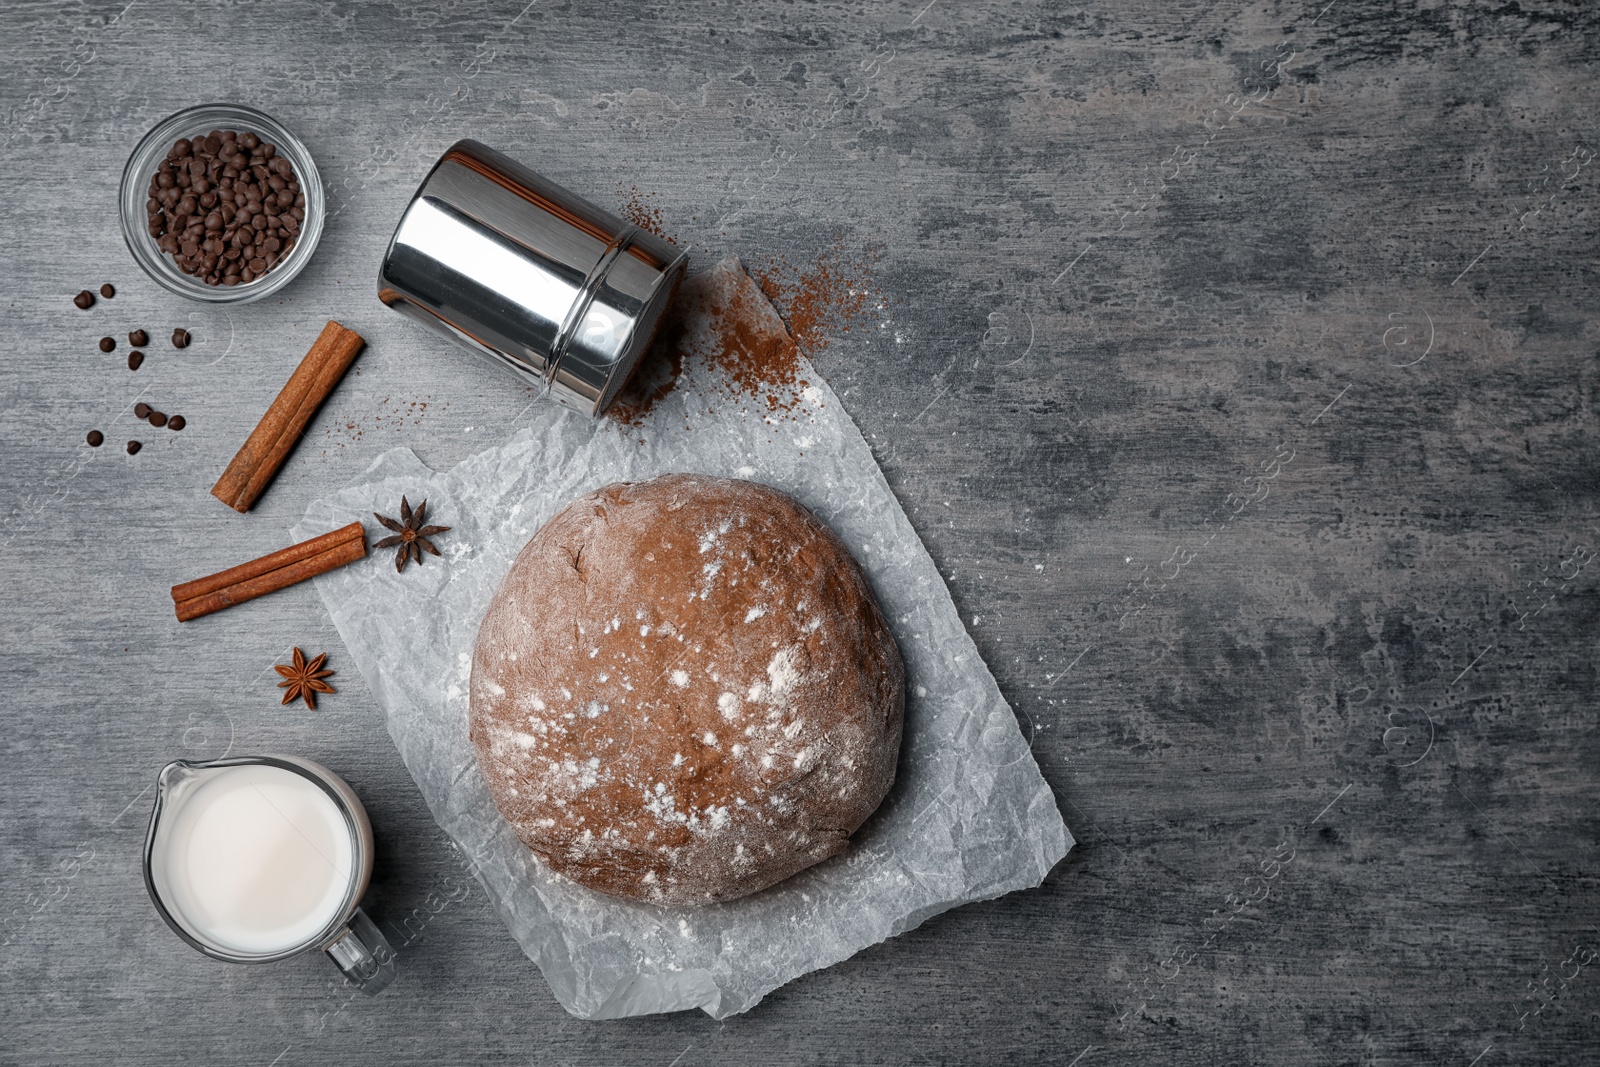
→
(609, 246, 878, 427)
(751, 240, 880, 357)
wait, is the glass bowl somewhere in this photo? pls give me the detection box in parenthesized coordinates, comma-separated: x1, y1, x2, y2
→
(120, 103, 325, 304)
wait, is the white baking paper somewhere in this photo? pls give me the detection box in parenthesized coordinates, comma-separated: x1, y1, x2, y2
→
(294, 259, 1071, 1019)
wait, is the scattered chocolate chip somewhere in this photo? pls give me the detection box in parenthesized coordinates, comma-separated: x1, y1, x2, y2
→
(172, 328, 191, 348)
(149, 411, 168, 428)
(134, 402, 151, 419)
(128, 351, 144, 371)
(74, 290, 95, 310)
(98, 337, 115, 353)
(100, 283, 115, 298)
(87, 430, 104, 447)
(129, 329, 149, 347)
(168, 415, 186, 431)
(126, 441, 142, 455)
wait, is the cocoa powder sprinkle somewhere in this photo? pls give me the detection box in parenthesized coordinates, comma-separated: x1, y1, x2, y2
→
(609, 248, 876, 427)
(619, 185, 669, 241)
(752, 240, 879, 358)
(702, 278, 808, 415)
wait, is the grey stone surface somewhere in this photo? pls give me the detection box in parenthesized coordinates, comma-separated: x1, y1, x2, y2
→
(1, 0, 1597, 1064)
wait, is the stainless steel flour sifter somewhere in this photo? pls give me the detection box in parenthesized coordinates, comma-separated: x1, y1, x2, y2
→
(377, 140, 688, 416)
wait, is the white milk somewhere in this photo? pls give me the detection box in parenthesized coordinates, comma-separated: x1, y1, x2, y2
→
(160, 764, 354, 954)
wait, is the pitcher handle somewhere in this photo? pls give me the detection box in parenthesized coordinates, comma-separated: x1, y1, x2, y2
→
(323, 907, 396, 994)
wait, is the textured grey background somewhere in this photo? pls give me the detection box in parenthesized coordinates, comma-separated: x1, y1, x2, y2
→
(2, 0, 1598, 1064)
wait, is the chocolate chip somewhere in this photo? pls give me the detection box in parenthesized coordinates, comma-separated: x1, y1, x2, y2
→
(99, 283, 115, 298)
(126, 441, 142, 455)
(171, 328, 191, 348)
(128, 350, 144, 371)
(129, 329, 149, 347)
(148, 411, 167, 428)
(74, 290, 94, 309)
(168, 415, 186, 431)
(134, 402, 151, 419)
(146, 130, 303, 286)
(87, 430, 104, 447)
(98, 337, 115, 353)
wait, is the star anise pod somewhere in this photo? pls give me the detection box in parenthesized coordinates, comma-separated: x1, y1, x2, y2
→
(275, 647, 336, 710)
(373, 495, 451, 573)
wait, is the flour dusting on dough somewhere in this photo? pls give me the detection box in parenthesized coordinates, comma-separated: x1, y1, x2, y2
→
(467, 474, 905, 906)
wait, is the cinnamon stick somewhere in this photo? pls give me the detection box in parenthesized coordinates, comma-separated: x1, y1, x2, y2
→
(211, 321, 366, 513)
(171, 521, 365, 603)
(173, 523, 368, 622)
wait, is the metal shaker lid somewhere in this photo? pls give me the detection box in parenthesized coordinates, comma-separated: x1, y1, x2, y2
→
(377, 139, 688, 417)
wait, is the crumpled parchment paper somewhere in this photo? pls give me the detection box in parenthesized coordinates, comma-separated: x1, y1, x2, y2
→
(293, 259, 1071, 1019)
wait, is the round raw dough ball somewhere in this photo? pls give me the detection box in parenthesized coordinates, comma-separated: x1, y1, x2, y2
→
(469, 474, 904, 906)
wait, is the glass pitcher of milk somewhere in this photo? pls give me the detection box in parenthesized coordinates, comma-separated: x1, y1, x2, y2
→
(143, 755, 396, 993)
